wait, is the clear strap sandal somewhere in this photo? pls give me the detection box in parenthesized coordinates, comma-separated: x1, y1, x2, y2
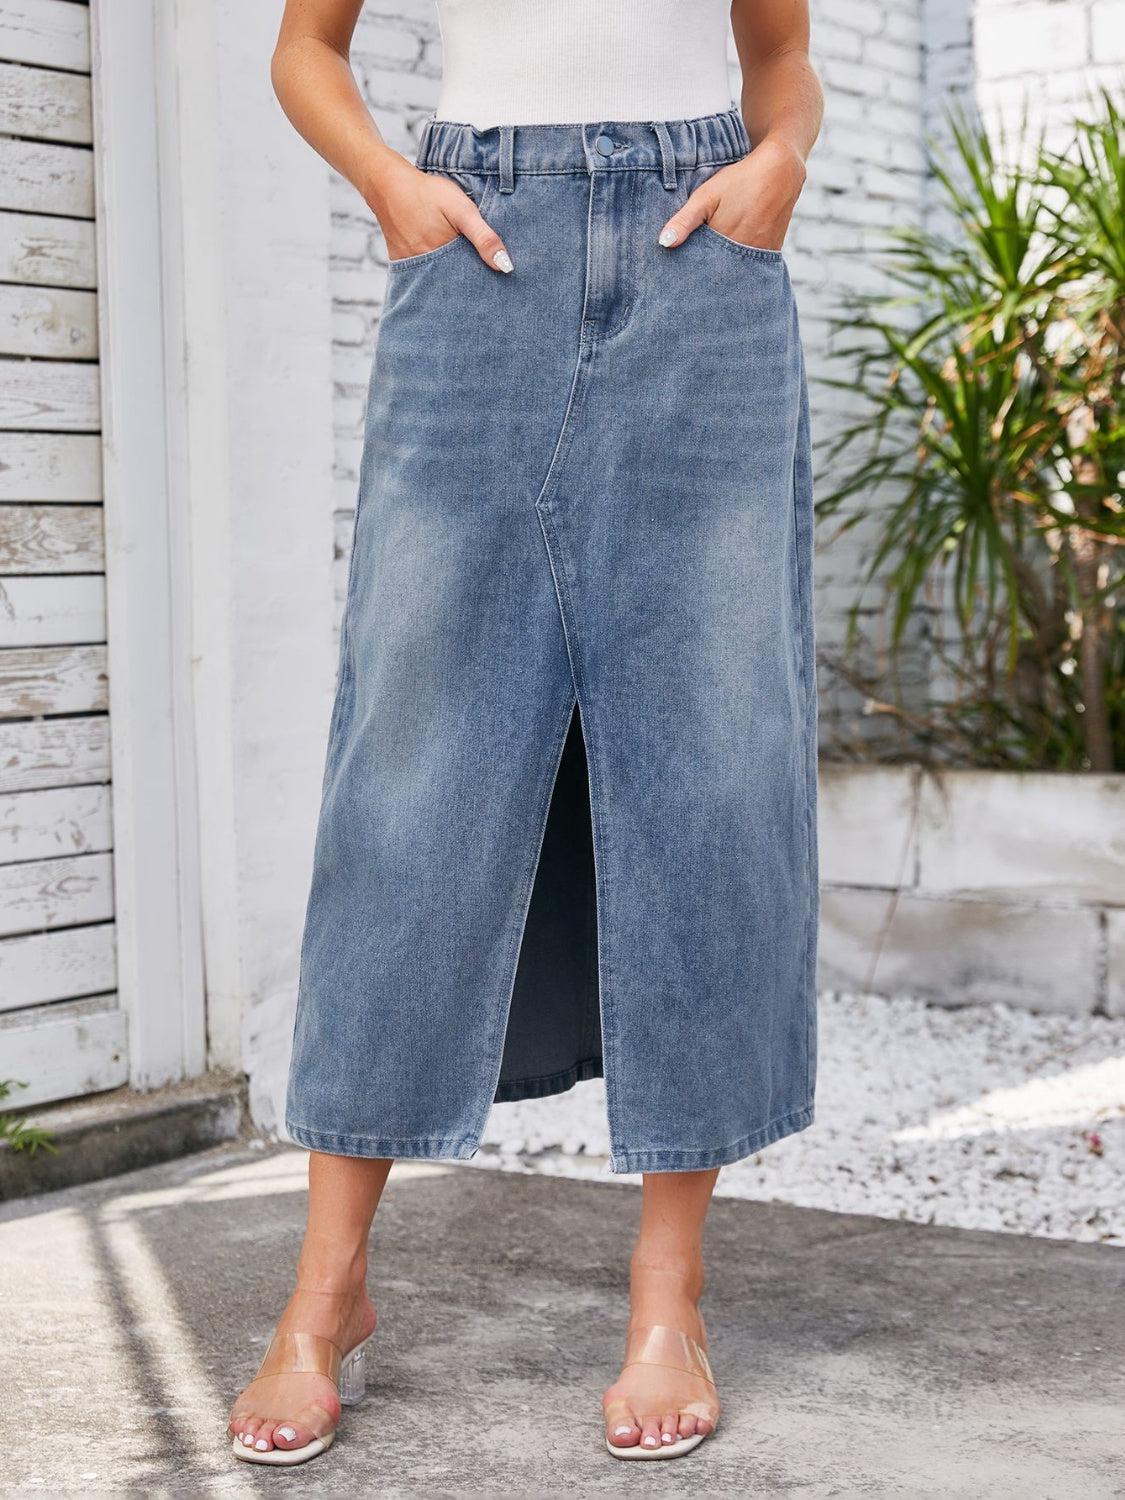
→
(230, 1330, 371, 1467)
(604, 1324, 719, 1461)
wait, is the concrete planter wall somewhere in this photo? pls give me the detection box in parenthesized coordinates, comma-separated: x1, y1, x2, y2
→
(817, 766, 1125, 1016)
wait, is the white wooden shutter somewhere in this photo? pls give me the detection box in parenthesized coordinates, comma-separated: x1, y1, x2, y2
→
(0, 0, 125, 1105)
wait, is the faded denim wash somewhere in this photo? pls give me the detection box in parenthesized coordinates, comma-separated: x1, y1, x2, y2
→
(286, 108, 819, 1174)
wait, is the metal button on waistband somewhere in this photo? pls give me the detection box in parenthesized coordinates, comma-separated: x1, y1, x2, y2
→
(594, 133, 615, 157)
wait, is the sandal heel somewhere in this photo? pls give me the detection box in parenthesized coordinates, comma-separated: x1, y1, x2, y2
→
(338, 1339, 368, 1406)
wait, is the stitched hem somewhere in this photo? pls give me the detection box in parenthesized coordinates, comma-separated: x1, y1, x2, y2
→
(493, 1055, 603, 1103)
(609, 1104, 814, 1175)
(286, 1122, 478, 1162)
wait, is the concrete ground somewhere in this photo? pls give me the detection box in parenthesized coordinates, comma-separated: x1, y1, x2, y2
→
(2, 1143, 1122, 1498)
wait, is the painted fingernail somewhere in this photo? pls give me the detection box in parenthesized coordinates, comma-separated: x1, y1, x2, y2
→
(276, 1426, 297, 1442)
(614, 1425, 633, 1437)
(240, 1434, 254, 1446)
(254, 1439, 270, 1451)
(493, 249, 514, 273)
(659, 227, 678, 247)
(643, 1434, 659, 1447)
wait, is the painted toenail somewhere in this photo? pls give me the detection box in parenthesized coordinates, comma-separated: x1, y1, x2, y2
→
(241, 1434, 254, 1446)
(254, 1439, 270, 1451)
(276, 1427, 297, 1442)
(614, 1425, 633, 1436)
(643, 1436, 659, 1447)
(662, 1433, 674, 1442)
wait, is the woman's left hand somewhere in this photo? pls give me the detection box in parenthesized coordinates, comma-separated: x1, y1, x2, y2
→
(658, 136, 807, 254)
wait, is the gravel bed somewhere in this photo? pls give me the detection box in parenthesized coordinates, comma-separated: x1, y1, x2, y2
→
(479, 991, 1125, 1246)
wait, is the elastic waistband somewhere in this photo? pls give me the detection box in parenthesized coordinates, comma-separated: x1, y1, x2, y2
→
(416, 108, 749, 192)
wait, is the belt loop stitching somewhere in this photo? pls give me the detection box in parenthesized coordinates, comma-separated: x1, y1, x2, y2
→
(580, 123, 593, 174)
(499, 125, 515, 193)
(651, 119, 677, 190)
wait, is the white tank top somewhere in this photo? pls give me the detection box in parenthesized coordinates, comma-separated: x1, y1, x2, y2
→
(432, 0, 733, 128)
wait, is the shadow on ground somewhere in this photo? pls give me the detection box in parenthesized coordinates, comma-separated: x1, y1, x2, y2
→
(1, 1142, 1121, 1496)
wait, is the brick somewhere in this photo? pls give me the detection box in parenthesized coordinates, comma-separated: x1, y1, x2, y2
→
(818, 765, 918, 886)
(818, 888, 1102, 1013)
(917, 772, 1125, 904)
(862, 162, 924, 200)
(925, 0, 974, 53)
(334, 346, 375, 388)
(863, 37, 922, 79)
(820, 55, 884, 96)
(331, 221, 373, 265)
(885, 133, 926, 173)
(354, 7, 435, 43)
(888, 68, 927, 108)
(824, 87, 878, 127)
(812, 22, 865, 63)
(884, 5, 923, 46)
(792, 216, 865, 255)
(356, 63, 438, 113)
(825, 120, 896, 164)
(421, 35, 444, 73)
(830, 0, 890, 39)
(875, 98, 932, 137)
(332, 307, 371, 348)
(357, 23, 423, 68)
(333, 390, 367, 436)
(332, 261, 388, 303)
(334, 436, 364, 483)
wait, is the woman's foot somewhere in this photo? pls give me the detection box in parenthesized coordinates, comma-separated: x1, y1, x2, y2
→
(228, 1282, 376, 1455)
(603, 1256, 720, 1453)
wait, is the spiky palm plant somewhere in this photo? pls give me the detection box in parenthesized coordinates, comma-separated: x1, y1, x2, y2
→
(818, 96, 1124, 771)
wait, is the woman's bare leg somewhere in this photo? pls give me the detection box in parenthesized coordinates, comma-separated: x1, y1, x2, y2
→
(228, 1153, 391, 1453)
(604, 1169, 720, 1451)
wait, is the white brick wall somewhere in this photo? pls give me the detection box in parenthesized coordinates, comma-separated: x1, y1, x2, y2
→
(329, 0, 1122, 745)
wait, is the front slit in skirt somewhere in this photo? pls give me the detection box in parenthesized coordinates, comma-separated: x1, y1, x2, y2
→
(285, 107, 819, 1174)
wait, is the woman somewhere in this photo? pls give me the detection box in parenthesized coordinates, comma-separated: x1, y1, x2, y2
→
(230, 0, 822, 1467)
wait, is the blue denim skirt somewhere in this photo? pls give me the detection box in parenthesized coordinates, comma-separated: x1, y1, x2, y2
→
(286, 107, 818, 1173)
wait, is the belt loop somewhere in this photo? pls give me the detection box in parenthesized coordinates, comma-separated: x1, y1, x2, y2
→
(652, 120, 677, 190)
(498, 125, 515, 194)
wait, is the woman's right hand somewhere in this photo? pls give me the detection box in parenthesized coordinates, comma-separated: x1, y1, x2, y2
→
(369, 154, 513, 272)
